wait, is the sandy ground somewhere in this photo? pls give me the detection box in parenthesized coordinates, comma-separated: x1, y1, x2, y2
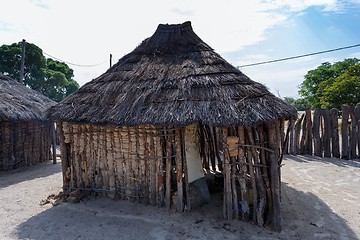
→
(0, 155, 359, 240)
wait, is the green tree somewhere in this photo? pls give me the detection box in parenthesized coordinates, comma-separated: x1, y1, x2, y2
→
(319, 63, 360, 109)
(0, 42, 79, 102)
(299, 58, 359, 108)
(283, 97, 310, 111)
(0, 42, 46, 83)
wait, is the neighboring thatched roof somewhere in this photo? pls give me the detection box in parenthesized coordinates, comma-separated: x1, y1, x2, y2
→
(47, 21, 297, 127)
(0, 74, 55, 121)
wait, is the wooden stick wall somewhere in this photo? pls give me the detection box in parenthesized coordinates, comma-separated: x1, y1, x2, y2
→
(217, 120, 283, 232)
(288, 103, 360, 159)
(58, 120, 285, 231)
(57, 122, 189, 212)
(0, 119, 53, 171)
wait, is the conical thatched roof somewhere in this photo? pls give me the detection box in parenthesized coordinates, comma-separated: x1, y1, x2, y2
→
(47, 21, 297, 127)
(0, 74, 55, 121)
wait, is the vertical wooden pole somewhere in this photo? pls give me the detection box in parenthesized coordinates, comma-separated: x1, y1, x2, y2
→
(198, 122, 208, 169)
(222, 128, 232, 220)
(142, 126, 150, 205)
(58, 122, 70, 188)
(267, 120, 281, 232)
(330, 108, 340, 158)
(181, 127, 191, 212)
(19, 39, 25, 84)
(354, 103, 360, 158)
(341, 105, 351, 159)
(149, 126, 157, 206)
(244, 127, 258, 223)
(212, 127, 223, 171)
(175, 128, 184, 212)
(258, 124, 274, 227)
(313, 109, 322, 157)
(350, 111, 357, 159)
(321, 108, 331, 157)
(51, 122, 57, 164)
(165, 128, 172, 211)
(237, 126, 249, 221)
(294, 114, 304, 154)
(247, 126, 265, 226)
(304, 108, 312, 155)
(156, 128, 165, 207)
(289, 119, 295, 155)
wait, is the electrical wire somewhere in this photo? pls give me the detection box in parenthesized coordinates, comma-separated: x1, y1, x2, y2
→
(237, 43, 360, 68)
(43, 51, 107, 67)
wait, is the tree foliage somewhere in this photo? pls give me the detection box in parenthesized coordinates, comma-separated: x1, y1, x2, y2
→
(319, 63, 360, 109)
(283, 97, 310, 111)
(0, 41, 79, 102)
(299, 58, 359, 108)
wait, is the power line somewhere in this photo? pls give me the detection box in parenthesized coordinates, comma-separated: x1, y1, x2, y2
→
(237, 43, 360, 68)
(43, 51, 107, 67)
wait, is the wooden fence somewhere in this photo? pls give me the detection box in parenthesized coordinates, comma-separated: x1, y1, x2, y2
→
(287, 103, 360, 160)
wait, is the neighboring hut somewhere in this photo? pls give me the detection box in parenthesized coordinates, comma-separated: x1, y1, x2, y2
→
(47, 22, 297, 231)
(0, 74, 55, 170)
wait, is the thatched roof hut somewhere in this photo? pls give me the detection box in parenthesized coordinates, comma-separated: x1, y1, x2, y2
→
(0, 74, 54, 121)
(48, 22, 296, 232)
(48, 21, 296, 127)
(0, 73, 55, 170)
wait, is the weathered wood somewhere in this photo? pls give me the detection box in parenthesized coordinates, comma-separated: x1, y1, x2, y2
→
(212, 127, 223, 171)
(285, 120, 290, 155)
(321, 108, 331, 157)
(198, 122, 208, 169)
(156, 129, 165, 207)
(279, 119, 285, 154)
(175, 128, 184, 212)
(267, 120, 281, 232)
(341, 105, 351, 159)
(181, 127, 191, 212)
(205, 125, 217, 171)
(244, 127, 258, 223)
(51, 122, 57, 164)
(355, 103, 360, 158)
(227, 127, 238, 220)
(247, 126, 265, 226)
(258, 124, 274, 227)
(148, 128, 157, 205)
(113, 127, 123, 199)
(294, 114, 304, 154)
(237, 126, 249, 221)
(223, 128, 232, 220)
(280, 119, 291, 163)
(301, 108, 312, 155)
(165, 128, 172, 211)
(329, 108, 340, 158)
(350, 112, 357, 159)
(106, 128, 115, 199)
(142, 126, 150, 204)
(313, 109, 322, 157)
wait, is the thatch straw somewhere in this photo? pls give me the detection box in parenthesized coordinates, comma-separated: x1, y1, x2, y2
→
(0, 74, 55, 121)
(47, 21, 297, 127)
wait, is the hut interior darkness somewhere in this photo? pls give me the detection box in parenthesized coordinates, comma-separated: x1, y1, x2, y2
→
(0, 74, 55, 170)
(47, 22, 297, 231)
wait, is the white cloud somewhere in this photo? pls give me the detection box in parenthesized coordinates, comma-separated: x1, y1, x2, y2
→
(0, 0, 357, 86)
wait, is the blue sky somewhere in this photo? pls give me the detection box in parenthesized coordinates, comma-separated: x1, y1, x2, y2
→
(1, 0, 360, 98)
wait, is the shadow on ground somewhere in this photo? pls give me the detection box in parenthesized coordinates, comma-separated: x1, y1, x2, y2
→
(0, 160, 61, 189)
(13, 183, 358, 240)
(285, 154, 360, 168)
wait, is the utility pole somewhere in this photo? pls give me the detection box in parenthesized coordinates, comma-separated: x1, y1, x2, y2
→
(19, 39, 26, 84)
(110, 54, 112, 68)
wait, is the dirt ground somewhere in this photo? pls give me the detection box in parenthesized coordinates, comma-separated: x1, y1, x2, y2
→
(0, 155, 359, 240)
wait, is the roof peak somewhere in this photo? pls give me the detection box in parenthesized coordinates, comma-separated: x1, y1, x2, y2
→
(155, 21, 192, 33)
